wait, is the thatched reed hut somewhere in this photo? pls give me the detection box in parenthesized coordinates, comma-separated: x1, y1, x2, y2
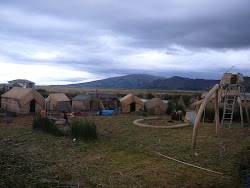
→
(178, 95, 186, 108)
(72, 94, 105, 111)
(46, 93, 71, 112)
(1, 87, 44, 114)
(87, 92, 120, 110)
(145, 98, 168, 115)
(120, 93, 144, 113)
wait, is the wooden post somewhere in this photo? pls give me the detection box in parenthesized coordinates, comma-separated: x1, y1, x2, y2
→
(215, 89, 220, 136)
(192, 84, 220, 149)
(237, 96, 244, 127)
(243, 87, 250, 126)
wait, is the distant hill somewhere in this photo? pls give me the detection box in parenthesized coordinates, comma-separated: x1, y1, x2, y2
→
(141, 76, 220, 91)
(141, 76, 250, 91)
(66, 74, 250, 92)
(68, 74, 165, 89)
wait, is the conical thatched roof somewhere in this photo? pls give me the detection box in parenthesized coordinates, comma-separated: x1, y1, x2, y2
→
(145, 98, 167, 114)
(1, 87, 45, 108)
(120, 93, 144, 113)
(145, 98, 167, 110)
(178, 95, 186, 108)
(72, 94, 92, 102)
(120, 93, 144, 106)
(47, 93, 70, 103)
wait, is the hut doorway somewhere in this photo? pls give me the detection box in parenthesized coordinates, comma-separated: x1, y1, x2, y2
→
(130, 102, 136, 112)
(30, 99, 36, 112)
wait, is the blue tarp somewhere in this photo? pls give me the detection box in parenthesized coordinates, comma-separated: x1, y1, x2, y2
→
(96, 110, 118, 115)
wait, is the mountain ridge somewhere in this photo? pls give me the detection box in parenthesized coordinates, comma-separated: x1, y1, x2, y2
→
(67, 74, 165, 89)
(64, 74, 250, 92)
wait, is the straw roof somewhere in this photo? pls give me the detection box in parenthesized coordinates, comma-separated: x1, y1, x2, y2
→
(120, 93, 144, 106)
(178, 95, 186, 108)
(1, 87, 45, 108)
(145, 98, 167, 111)
(72, 94, 92, 102)
(47, 93, 70, 102)
(87, 92, 118, 99)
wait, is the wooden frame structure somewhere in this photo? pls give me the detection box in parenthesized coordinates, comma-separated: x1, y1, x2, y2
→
(191, 73, 249, 149)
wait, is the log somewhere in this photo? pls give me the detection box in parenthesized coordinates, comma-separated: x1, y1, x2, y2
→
(237, 96, 244, 127)
(192, 84, 220, 149)
(215, 89, 220, 136)
(243, 88, 250, 126)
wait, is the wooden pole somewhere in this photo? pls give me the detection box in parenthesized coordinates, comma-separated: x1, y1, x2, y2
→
(243, 87, 250, 126)
(215, 89, 220, 136)
(192, 84, 220, 149)
(237, 96, 244, 127)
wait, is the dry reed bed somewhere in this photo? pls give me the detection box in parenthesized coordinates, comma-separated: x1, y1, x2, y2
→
(0, 114, 249, 187)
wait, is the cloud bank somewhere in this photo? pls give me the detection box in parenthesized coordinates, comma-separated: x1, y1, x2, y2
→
(0, 0, 249, 85)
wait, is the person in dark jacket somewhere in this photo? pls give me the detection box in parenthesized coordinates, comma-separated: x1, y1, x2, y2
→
(63, 111, 70, 126)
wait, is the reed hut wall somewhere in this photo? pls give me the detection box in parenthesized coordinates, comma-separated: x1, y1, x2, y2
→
(145, 98, 168, 115)
(1, 97, 43, 114)
(1, 87, 44, 114)
(46, 93, 71, 111)
(72, 94, 105, 111)
(88, 92, 120, 110)
(120, 93, 144, 113)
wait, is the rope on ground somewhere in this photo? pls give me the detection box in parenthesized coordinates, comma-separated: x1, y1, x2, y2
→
(154, 151, 224, 175)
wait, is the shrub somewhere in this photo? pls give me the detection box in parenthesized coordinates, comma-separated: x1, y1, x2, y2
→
(146, 93, 155, 99)
(116, 93, 126, 98)
(36, 89, 48, 98)
(136, 93, 144, 98)
(167, 101, 175, 114)
(182, 95, 192, 106)
(32, 114, 63, 136)
(65, 93, 78, 100)
(70, 118, 98, 141)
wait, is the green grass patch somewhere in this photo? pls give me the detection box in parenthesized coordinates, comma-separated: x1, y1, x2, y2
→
(70, 118, 98, 141)
(32, 114, 64, 136)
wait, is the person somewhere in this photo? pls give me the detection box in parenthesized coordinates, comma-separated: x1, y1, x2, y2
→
(41, 109, 46, 116)
(63, 111, 70, 126)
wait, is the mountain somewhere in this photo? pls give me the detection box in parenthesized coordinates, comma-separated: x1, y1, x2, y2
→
(68, 74, 165, 89)
(141, 76, 220, 91)
(141, 76, 250, 91)
(66, 74, 250, 92)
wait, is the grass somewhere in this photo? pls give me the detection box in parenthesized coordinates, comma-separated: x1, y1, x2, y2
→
(0, 114, 249, 187)
(70, 118, 98, 141)
(143, 116, 185, 126)
(32, 114, 64, 136)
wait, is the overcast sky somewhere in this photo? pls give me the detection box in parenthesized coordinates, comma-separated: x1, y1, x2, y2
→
(0, 0, 249, 85)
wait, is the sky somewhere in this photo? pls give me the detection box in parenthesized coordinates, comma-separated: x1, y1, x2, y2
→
(0, 0, 250, 85)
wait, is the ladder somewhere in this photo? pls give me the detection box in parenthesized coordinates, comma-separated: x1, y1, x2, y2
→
(220, 85, 237, 128)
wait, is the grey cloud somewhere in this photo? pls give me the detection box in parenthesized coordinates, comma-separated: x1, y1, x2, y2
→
(1, 0, 250, 49)
(0, 0, 249, 84)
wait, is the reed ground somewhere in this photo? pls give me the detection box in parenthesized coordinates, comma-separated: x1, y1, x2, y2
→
(0, 113, 249, 187)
